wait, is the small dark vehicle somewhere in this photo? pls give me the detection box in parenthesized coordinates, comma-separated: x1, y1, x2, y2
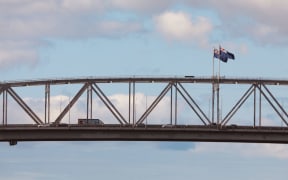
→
(78, 118, 104, 125)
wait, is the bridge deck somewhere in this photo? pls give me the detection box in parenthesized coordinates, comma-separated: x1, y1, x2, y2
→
(1, 125, 288, 144)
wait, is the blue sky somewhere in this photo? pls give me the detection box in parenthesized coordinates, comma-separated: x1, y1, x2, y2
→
(1, 0, 288, 179)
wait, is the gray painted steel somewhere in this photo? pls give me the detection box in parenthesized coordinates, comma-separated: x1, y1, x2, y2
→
(1, 126, 288, 144)
(1, 76, 288, 145)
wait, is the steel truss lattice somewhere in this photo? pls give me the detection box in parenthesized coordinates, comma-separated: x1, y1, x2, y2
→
(0, 76, 287, 128)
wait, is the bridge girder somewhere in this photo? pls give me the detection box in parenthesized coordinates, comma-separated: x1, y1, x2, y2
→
(0, 76, 287, 144)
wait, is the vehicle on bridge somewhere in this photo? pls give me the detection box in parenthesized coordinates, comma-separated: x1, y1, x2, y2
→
(38, 122, 69, 127)
(161, 124, 174, 128)
(78, 118, 104, 126)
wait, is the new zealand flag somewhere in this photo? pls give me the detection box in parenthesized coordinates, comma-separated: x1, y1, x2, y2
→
(214, 47, 235, 63)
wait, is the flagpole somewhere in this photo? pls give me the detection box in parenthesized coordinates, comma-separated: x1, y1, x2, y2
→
(217, 76, 220, 124)
(212, 49, 215, 79)
(218, 45, 221, 80)
(217, 46, 221, 125)
(211, 49, 215, 124)
(218, 56, 220, 80)
(213, 45, 235, 125)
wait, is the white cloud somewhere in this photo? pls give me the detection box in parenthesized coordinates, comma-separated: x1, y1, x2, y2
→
(0, 0, 147, 70)
(110, 0, 175, 13)
(1, 0, 287, 70)
(0, 40, 45, 70)
(0, 0, 58, 18)
(109, 0, 288, 45)
(96, 21, 143, 37)
(193, 142, 288, 159)
(0, 0, 103, 15)
(245, 143, 288, 159)
(61, 0, 106, 12)
(154, 11, 213, 46)
(0, 49, 37, 69)
(185, 0, 288, 45)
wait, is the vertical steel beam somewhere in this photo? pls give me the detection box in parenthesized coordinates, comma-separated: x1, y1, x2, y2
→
(133, 81, 135, 125)
(5, 91, 7, 125)
(86, 84, 92, 120)
(259, 84, 262, 127)
(253, 85, 256, 127)
(45, 84, 50, 124)
(90, 85, 93, 119)
(216, 83, 220, 124)
(3, 90, 7, 125)
(211, 83, 215, 124)
(128, 82, 131, 124)
(175, 83, 178, 125)
(170, 83, 173, 125)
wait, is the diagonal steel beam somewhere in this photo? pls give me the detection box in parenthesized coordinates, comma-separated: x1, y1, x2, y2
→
(176, 83, 211, 125)
(7, 87, 43, 125)
(256, 84, 288, 126)
(136, 83, 172, 125)
(221, 84, 254, 126)
(0, 87, 5, 96)
(55, 83, 89, 124)
(262, 84, 288, 118)
(91, 84, 127, 125)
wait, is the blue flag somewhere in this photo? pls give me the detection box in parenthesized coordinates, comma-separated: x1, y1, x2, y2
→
(214, 47, 235, 63)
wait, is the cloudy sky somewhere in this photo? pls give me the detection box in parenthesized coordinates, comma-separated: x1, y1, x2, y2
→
(1, 0, 288, 179)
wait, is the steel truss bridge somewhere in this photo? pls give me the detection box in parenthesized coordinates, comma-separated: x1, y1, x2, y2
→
(1, 76, 288, 145)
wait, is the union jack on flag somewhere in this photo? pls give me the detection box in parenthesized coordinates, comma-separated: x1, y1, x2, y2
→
(213, 46, 235, 63)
